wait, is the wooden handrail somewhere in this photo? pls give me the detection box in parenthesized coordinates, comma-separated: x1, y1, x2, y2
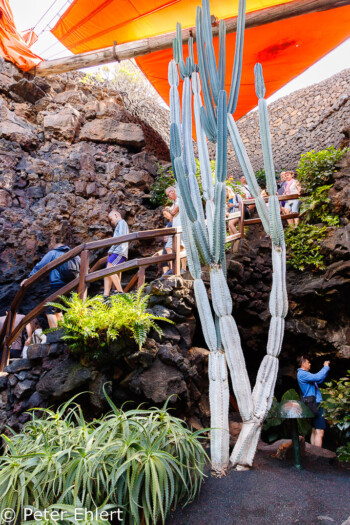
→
(0, 195, 301, 370)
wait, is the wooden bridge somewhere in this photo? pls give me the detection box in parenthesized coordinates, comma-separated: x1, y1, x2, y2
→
(0, 194, 299, 371)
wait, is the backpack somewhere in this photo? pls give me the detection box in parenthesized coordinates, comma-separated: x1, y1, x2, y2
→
(54, 246, 81, 282)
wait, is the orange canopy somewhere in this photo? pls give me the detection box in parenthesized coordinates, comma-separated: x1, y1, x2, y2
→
(0, 0, 42, 71)
(52, 0, 350, 119)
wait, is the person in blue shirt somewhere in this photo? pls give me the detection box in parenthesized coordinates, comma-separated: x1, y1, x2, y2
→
(21, 240, 80, 328)
(297, 356, 330, 448)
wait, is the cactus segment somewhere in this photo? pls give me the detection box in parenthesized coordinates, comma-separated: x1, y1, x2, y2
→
(258, 98, 277, 196)
(188, 171, 207, 235)
(228, 0, 246, 114)
(170, 123, 182, 165)
(216, 90, 228, 183)
(280, 242, 289, 317)
(219, 20, 226, 91)
(213, 182, 226, 263)
(195, 6, 217, 137)
(202, 0, 219, 104)
(179, 200, 202, 279)
(172, 38, 180, 64)
(209, 351, 230, 472)
(230, 420, 261, 468)
(219, 315, 254, 421)
(215, 313, 222, 349)
(194, 278, 217, 351)
(182, 77, 197, 175)
(206, 199, 215, 253)
(200, 106, 217, 143)
(192, 73, 214, 201)
(267, 316, 285, 357)
(210, 266, 233, 317)
(268, 196, 284, 246)
(174, 157, 197, 223)
(192, 220, 211, 265)
(254, 63, 265, 99)
(252, 355, 279, 419)
(168, 59, 179, 87)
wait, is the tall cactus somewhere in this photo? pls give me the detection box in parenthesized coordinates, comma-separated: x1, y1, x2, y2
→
(169, 0, 287, 471)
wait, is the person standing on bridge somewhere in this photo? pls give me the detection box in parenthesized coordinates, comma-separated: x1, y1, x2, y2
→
(21, 237, 80, 328)
(283, 171, 301, 226)
(104, 209, 129, 298)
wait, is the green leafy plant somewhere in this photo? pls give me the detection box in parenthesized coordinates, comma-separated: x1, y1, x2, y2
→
(300, 184, 339, 225)
(263, 389, 311, 443)
(284, 223, 328, 271)
(150, 163, 176, 206)
(0, 392, 208, 524)
(320, 371, 350, 461)
(297, 146, 348, 194)
(47, 288, 172, 361)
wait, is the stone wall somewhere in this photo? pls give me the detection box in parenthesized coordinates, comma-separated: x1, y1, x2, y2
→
(218, 68, 350, 175)
(0, 59, 170, 313)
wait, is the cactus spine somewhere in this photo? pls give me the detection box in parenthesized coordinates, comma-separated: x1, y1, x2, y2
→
(169, 0, 287, 471)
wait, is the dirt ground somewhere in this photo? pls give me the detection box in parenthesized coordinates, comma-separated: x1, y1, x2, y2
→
(167, 449, 350, 525)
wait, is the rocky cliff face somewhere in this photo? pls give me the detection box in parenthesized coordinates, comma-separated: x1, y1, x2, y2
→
(0, 58, 170, 313)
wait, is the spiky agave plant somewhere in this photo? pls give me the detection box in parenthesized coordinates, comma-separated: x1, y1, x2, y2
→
(169, 0, 288, 472)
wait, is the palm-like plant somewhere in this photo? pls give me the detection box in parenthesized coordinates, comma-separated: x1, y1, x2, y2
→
(47, 287, 172, 360)
(0, 392, 208, 524)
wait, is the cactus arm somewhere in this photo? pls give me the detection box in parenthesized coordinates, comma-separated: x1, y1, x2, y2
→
(202, 0, 219, 105)
(195, 6, 217, 140)
(209, 351, 230, 473)
(192, 72, 214, 201)
(212, 182, 226, 264)
(179, 199, 202, 279)
(216, 91, 228, 183)
(255, 63, 277, 196)
(218, 20, 226, 91)
(228, 0, 246, 114)
(182, 76, 197, 175)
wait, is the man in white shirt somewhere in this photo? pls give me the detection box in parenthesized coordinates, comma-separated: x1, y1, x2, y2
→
(104, 210, 129, 297)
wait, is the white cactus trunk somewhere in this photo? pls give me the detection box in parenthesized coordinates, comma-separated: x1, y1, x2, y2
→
(169, 0, 288, 472)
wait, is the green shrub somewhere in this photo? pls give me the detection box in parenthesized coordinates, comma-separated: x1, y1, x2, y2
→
(300, 184, 339, 226)
(47, 288, 172, 361)
(0, 393, 208, 524)
(284, 224, 328, 271)
(320, 372, 350, 462)
(297, 146, 348, 194)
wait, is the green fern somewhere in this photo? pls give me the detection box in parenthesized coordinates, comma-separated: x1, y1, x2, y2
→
(47, 288, 173, 361)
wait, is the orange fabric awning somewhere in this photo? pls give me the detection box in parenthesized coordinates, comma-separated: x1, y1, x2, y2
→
(52, 0, 350, 119)
(0, 0, 42, 71)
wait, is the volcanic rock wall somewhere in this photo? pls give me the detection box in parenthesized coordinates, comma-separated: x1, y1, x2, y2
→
(0, 58, 170, 313)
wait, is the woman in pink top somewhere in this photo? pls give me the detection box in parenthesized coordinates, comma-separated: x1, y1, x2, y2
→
(283, 171, 301, 225)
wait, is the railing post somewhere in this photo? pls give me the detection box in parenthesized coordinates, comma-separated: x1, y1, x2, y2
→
(137, 266, 146, 289)
(239, 199, 245, 239)
(173, 231, 181, 276)
(0, 312, 13, 371)
(78, 249, 90, 300)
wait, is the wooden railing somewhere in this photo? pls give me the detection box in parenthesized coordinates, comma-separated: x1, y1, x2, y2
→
(0, 194, 299, 371)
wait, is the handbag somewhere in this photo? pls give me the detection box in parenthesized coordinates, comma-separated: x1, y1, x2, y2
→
(301, 394, 319, 416)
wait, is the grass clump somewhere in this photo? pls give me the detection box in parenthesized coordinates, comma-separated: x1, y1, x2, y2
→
(0, 393, 208, 524)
